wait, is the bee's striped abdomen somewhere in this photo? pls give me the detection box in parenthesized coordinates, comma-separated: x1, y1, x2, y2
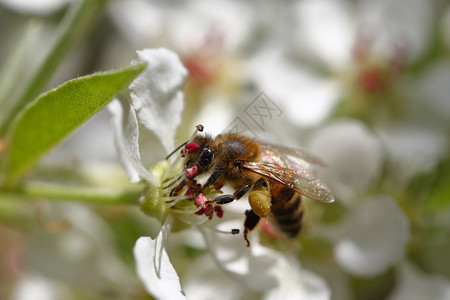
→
(270, 183, 304, 237)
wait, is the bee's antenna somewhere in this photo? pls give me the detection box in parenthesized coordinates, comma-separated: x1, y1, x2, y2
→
(165, 141, 187, 160)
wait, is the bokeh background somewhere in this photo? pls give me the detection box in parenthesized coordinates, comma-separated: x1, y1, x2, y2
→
(1, 0, 449, 299)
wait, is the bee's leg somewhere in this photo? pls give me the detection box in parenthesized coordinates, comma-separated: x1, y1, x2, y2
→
(208, 183, 252, 205)
(244, 209, 260, 247)
(241, 178, 270, 246)
(204, 166, 223, 186)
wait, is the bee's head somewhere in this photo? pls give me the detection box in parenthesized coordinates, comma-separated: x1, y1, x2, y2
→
(185, 135, 215, 176)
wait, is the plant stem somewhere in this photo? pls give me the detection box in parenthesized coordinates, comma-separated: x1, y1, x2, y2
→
(0, 181, 143, 205)
(0, 0, 107, 137)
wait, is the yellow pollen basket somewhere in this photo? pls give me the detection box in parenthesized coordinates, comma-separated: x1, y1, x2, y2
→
(248, 189, 271, 218)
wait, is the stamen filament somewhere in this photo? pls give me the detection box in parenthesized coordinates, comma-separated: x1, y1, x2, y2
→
(175, 214, 210, 226)
(171, 207, 201, 214)
(161, 173, 186, 190)
(164, 125, 202, 178)
(203, 225, 241, 235)
(162, 181, 187, 196)
(162, 195, 192, 203)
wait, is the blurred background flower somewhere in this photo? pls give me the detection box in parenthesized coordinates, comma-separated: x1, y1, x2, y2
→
(1, 0, 450, 299)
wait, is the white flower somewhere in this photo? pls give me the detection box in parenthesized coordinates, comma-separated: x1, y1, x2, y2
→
(182, 254, 246, 300)
(376, 123, 448, 186)
(247, 49, 341, 127)
(107, 47, 246, 299)
(334, 195, 410, 277)
(108, 0, 253, 53)
(307, 119, 383, 202)
(192, 219, 331, 300)
(293, 0, 433, 68)
(280, 0, 435, 124)
(183, 252, 331, 300)
(26, 203, 135, 288)
(12, 274, 69, 300)
(293, 0, 355, 70)
(356, 0, 433, 62)
(109, 47, 191, 299)
(109, 47, 230, 300)
(129, 49, 186, 153)
(134, 217, 187, 300)
(388, 263, 450, 300)
(109, 48, 188, 184)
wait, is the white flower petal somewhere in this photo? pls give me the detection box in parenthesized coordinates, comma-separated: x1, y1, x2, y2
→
(108, 98, 158, 184)
(293, 0, 355, 70)
(25, 203, 136, 292)
(264, 259, 330, 300)
(194, 98, 235, 137)
(134, 221, 186, 300)
(199, 220, 279, 292)
(299, 270, 331, 300)
(109, 0, 252, 53)
(108, 0, 163, 47)
(377, 124, 448, 185)
(200, 219, 330, 300)
(12, 274, 68, 300)
(388, 263, 450, 300)
(0, 0, 70, 15)
(334, 196, 410, 276)
(307, 119, 382, 202)
(129, 48, 188, 153)
(184, 249, 330, 300)
(167, 0, 252, 53)
(136, 126, 170, 174)
(59, 204, 135, 285)
(183, 255, 245, 300)
(249, 50, 341, 127)
(358, 0, 433, 62)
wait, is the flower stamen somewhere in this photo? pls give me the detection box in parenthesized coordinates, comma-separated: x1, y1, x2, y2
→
(194, 193, 224, 220)
(185, 142, 199, 153)
(185, 166, 198, 178)
(164, 124, 203, 177)
(143, 124, 228, 230)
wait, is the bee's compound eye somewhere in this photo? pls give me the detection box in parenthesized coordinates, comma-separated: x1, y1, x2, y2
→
(199, 144, 213, 168)
(201, 148, 213, 164)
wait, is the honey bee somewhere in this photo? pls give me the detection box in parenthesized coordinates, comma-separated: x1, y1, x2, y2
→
(178, 127, 334, 246)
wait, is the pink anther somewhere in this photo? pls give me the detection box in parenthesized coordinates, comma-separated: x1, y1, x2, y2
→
(204, 205, 214, 219)
(214, 206, 224, 218)
(185, 142, 199, 154)
(185, 181, 201, 196)
(185, 166, 198, 178)
(195, 193, 207, 207)
(195, 207, 206, 215)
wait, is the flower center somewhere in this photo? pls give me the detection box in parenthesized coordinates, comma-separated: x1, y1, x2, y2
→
(140, 125, 225, 227)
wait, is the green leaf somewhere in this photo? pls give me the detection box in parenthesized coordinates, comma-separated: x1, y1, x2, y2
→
(4, 63, 145, 184)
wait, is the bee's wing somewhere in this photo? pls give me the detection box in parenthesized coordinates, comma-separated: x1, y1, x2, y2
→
(261, 144, 326, 167)
(243, 161, 335, 203)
